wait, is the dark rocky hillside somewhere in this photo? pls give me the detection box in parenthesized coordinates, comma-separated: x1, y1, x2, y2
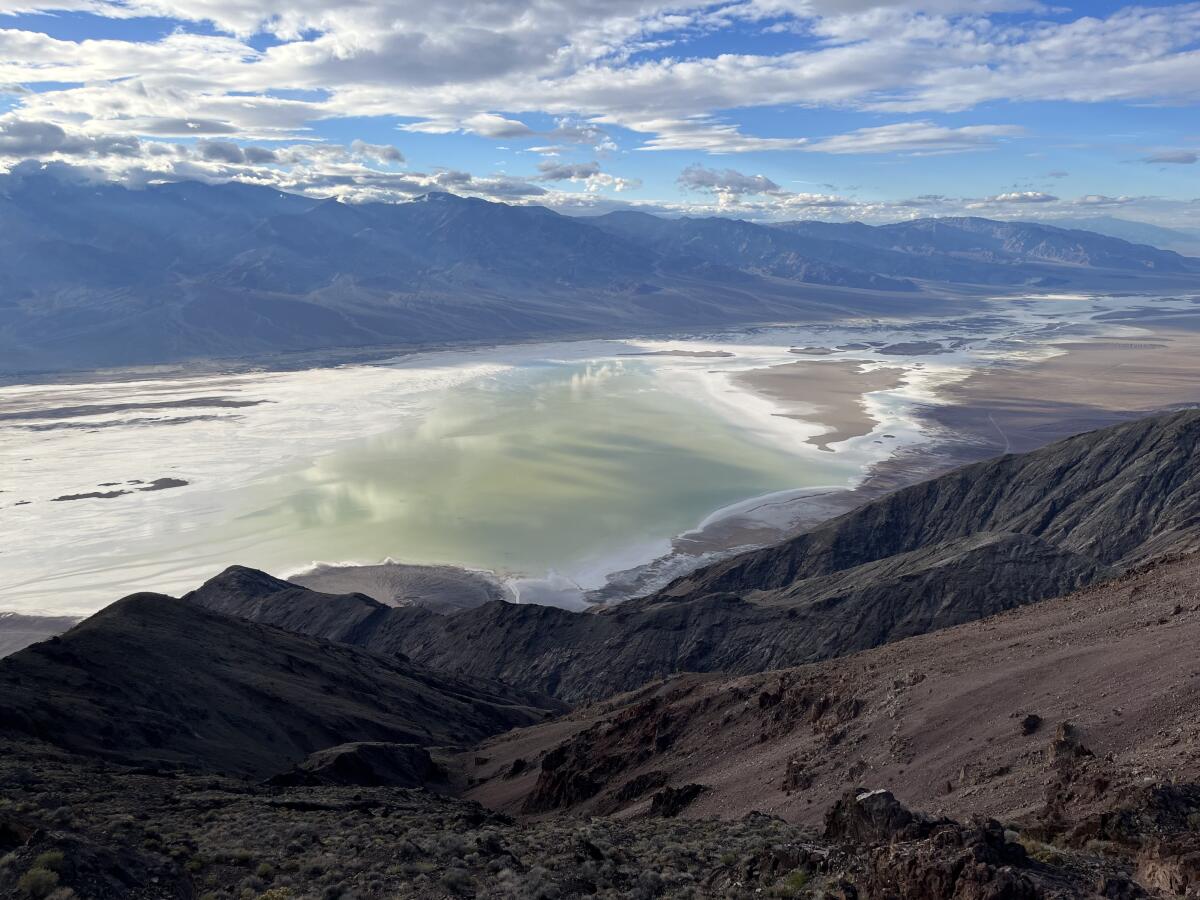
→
(0, 594, 561, 778)
(661, 407, 1200, 602)
(187, 409, 1200, 703)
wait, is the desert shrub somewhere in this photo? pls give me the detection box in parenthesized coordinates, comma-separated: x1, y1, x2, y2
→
(32, 852, 65, 874)
(441, 867, 474, 895)
(1018, 836, 1064, 866)
(772, 869, 809, 897)
(17, 867, 60, 898)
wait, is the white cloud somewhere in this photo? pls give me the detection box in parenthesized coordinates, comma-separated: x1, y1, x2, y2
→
(462, 113, 535, 138)
(349, 139, 404, 163)
(0, 0, 1197, 216)
(1074, 194, 1139, 206)
(197, 139, 278, 164)
(1, 1, 1195, 159)
(0, 117, 141, 157)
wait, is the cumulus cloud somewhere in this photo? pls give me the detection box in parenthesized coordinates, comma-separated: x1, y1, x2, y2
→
(977, 191, 1059, 205)
(677, 164, 781, 196)
(534, 160, 639, 193)
(0, 118, 141, 158)
(536, 160, 602, 181)
(197, 140, 278, 164)
(349, 140, 404, 163)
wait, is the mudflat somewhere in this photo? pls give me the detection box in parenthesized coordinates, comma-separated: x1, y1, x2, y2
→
(734, 359, 907, 451)
(927, 325, 1200, 454)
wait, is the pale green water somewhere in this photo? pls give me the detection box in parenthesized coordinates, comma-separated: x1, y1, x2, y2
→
(228, 358, 857, 582)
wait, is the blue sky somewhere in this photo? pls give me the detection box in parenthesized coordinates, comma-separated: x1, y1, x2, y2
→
(1, 0, 1199, 227)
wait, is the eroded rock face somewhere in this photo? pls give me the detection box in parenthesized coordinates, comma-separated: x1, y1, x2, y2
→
(1062, 783, 1200, 897)
(522, 693, 684, 814)
(649, 784, 707, 818)
(826, 790, 1038, 899)
(1136, 840, 1200, 897)
(825, 789, 936, 845)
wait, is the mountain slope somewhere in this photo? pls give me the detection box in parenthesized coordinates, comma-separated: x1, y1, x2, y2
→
(187, 410, 1200, 703)
(661, 407, 1200, 603)
(0, 593, 561, 777)
(588, 212, 920, 289)
(465, 552, 1200, 833)
(777, 215, 1196, 274)
(0, 176, 926, 372)
(2, 173, 1196, 373)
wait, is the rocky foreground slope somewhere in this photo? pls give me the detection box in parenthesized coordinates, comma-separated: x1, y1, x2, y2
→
(3, 740, 1143, 899)
(188, 409, 1200, 702)
(3, 558, 1200, 897)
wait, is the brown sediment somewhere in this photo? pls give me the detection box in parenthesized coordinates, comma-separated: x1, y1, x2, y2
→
(733, 359, 907, 451)
(923, 325, 1200, 455)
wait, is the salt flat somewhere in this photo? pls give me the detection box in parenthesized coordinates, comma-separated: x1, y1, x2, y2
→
(2, 294, 1195, 615)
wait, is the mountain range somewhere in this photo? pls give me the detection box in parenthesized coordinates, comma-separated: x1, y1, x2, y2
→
(2, 172, 1197, 373)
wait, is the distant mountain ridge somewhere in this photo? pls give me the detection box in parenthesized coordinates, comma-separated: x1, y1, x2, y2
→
(185, 409, 1200, 702)
(0, 612, 81, 658)
(1, 173, 1196, 372)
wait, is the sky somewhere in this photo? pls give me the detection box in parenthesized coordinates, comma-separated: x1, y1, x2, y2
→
(0, 0, 1199, 227)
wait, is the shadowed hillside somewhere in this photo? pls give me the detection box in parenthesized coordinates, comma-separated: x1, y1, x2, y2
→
(0, 594, 561, 777)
